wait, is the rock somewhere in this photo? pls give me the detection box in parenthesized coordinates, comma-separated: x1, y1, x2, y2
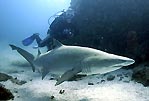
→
(17, 80, 27, 85)
(146, 65, 149, 80)
(21, 70, 25, 72)
(59, 89, 65, 94)
(0, 73, 13, 82)
(0, 86, 14, 100)
(107, 75, 115, 81)
(97, 80, 105, 84)
(14, 90, 18, 93)
(0, 83, 5, 87)
(117, 74, 122, 77)
(125, 75, 129, 78)
(123, 72, 131, 78)
(88, 82, 94, 85)
(101, 79, 105, 83)
(132, 63, 149, 86)
(96, 82, 100, 84)
(69, 0, 149, 64)
(119, 77, 124, 81)
(123, 80, 130, 83)
(15, 80, 27, 85)
(10, 78, 27, 85)
(103, 74, 107, 77)
(50, 95, 55, 99)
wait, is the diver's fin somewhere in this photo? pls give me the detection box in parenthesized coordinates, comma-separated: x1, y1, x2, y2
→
(52, 38, 63, 49)
(55, 67, 81, 86)
(9, 44, 36, 72)
(22, 34, 36, 46)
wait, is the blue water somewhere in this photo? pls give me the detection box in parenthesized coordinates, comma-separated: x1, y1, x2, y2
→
(0, 0, 71, 44)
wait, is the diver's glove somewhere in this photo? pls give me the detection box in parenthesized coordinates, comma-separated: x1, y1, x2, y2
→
(22, 33, 39, 46)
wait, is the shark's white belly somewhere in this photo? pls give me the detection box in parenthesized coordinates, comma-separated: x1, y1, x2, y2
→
(86, 66, 121, 75)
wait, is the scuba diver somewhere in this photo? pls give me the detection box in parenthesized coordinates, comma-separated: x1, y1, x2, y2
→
(22, 8, 78, 51)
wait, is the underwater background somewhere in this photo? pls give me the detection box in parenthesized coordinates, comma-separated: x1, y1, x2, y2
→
(0, 0, 149, 101)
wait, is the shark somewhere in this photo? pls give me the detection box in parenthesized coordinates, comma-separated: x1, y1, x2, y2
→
(9, 39, 135, 86)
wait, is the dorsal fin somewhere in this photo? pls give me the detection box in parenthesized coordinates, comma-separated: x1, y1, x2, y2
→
(52, 39, 63, 49)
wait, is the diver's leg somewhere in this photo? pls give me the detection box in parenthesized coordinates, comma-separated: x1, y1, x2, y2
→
(35, 29, 53, 50)
(34, 33, 53, 51)
(33, 33, 42, 46)
(33, 33, 50, 47)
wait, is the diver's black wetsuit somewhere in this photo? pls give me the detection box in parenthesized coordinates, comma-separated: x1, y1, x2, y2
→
(49, 13, 77, 40)
(34, 12, 78, 51)
(33, 34, 52, 51)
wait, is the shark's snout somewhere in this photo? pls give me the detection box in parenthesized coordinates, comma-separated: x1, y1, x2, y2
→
(119, 57, 135, 66)
(125, 58, 135, 65)
(111, 56, 135, 68)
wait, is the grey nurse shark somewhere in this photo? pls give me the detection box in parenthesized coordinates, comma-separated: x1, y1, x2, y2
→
(9, 39, 135, 86)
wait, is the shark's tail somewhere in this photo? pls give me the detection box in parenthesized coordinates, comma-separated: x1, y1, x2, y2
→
(9, 44, 36, 72)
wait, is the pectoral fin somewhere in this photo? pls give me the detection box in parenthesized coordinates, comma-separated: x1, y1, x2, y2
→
(55, 67, 81, 86)
(41, 67, 50, 80)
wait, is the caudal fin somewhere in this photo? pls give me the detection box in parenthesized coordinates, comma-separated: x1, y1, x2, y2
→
(9, 44, 36, 72)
